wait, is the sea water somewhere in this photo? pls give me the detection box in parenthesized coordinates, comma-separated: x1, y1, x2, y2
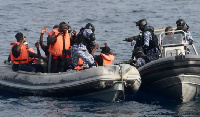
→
(0, 0, 200, 116)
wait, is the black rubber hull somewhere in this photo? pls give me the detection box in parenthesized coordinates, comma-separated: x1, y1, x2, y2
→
(138, 55, 200, 102)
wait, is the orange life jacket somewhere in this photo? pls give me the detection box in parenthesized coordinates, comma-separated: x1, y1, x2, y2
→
(27, 48, 38, 64)
(48, 30, 70, 56)
(48, 28, 59, 37)
(100, 53, 114, 65)
(28, 48, 35, 53)
(74, 58, 84, 70)
(10, 42, 29, 64)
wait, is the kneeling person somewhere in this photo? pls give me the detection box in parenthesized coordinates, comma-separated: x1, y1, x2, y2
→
(71, 42, 95, 70)
(132, 47, 150, 68)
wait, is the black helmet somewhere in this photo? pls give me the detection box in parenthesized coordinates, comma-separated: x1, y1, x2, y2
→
(136, 19, 147, 27)
(85, 23, 95, 32)
(176, 19, 186, 26)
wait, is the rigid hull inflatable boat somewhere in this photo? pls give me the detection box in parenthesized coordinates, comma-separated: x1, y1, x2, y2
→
(0, 64, 141, 101)
(138, 31, 200, 102)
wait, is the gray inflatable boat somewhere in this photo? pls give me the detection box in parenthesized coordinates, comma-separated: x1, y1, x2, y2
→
(0, 64, 141, 101)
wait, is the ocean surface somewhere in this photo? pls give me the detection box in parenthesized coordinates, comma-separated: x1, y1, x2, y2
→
(0, 0, 200, 116)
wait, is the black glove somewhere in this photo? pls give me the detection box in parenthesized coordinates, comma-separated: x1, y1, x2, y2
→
(124, 37, 134, 42)
(189, 39, 193, 45)
(124, 36, 139, 42)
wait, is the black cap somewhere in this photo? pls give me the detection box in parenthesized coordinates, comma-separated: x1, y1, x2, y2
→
(15, 32, 25, 40)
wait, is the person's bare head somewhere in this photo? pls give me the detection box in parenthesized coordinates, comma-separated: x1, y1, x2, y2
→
(15, 32, 26, 42)
(59, 22, 68, 33)
(165, 26, 173, 35)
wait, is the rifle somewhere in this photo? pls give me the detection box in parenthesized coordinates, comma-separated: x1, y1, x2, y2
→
(123, 35, 139, 42)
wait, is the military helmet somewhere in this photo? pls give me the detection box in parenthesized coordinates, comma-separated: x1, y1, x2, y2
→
(85, 23, 95, 32)
(176, 19, 186, 26)
(136, 19, 147, 27)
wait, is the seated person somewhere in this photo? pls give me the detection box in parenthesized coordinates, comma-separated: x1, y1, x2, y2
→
(162, 26, 174, 45)
(24, 41, 41, 64)
(10, 32, 47, 72)
(165, 26, 173, 35)
(164, 26, 189, 45)
(91, 43, 115, 66)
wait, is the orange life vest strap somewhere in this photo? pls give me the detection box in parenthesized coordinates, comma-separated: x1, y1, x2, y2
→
(14, 59, 27, 61)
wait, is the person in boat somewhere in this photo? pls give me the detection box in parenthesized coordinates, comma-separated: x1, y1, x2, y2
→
(48, 22, 71, 73)
(131, 47, 150, 68)
(66, 24, 77, 46)
(6, 41, 41, 64)
(40, 25, 59, 57)
(165, 26, 173, 35)
(162, 26, 175, 45)
(91, 43, 115, 66)
(125, 19, 159, 61)
(75, 23, 96, 53)
(10, 32, 46, 72)
(70, 28, 96, 70)
(24, 41, 41, 64)
(70, 29, 77, 46)
(175, 19, 193, 45)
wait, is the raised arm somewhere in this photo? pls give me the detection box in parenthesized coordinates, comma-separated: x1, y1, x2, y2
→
(91, 44, 99, 59)
(17, 35, 25, 52)
(35, 42, 41, 56)
(40, 27, 48, 50)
